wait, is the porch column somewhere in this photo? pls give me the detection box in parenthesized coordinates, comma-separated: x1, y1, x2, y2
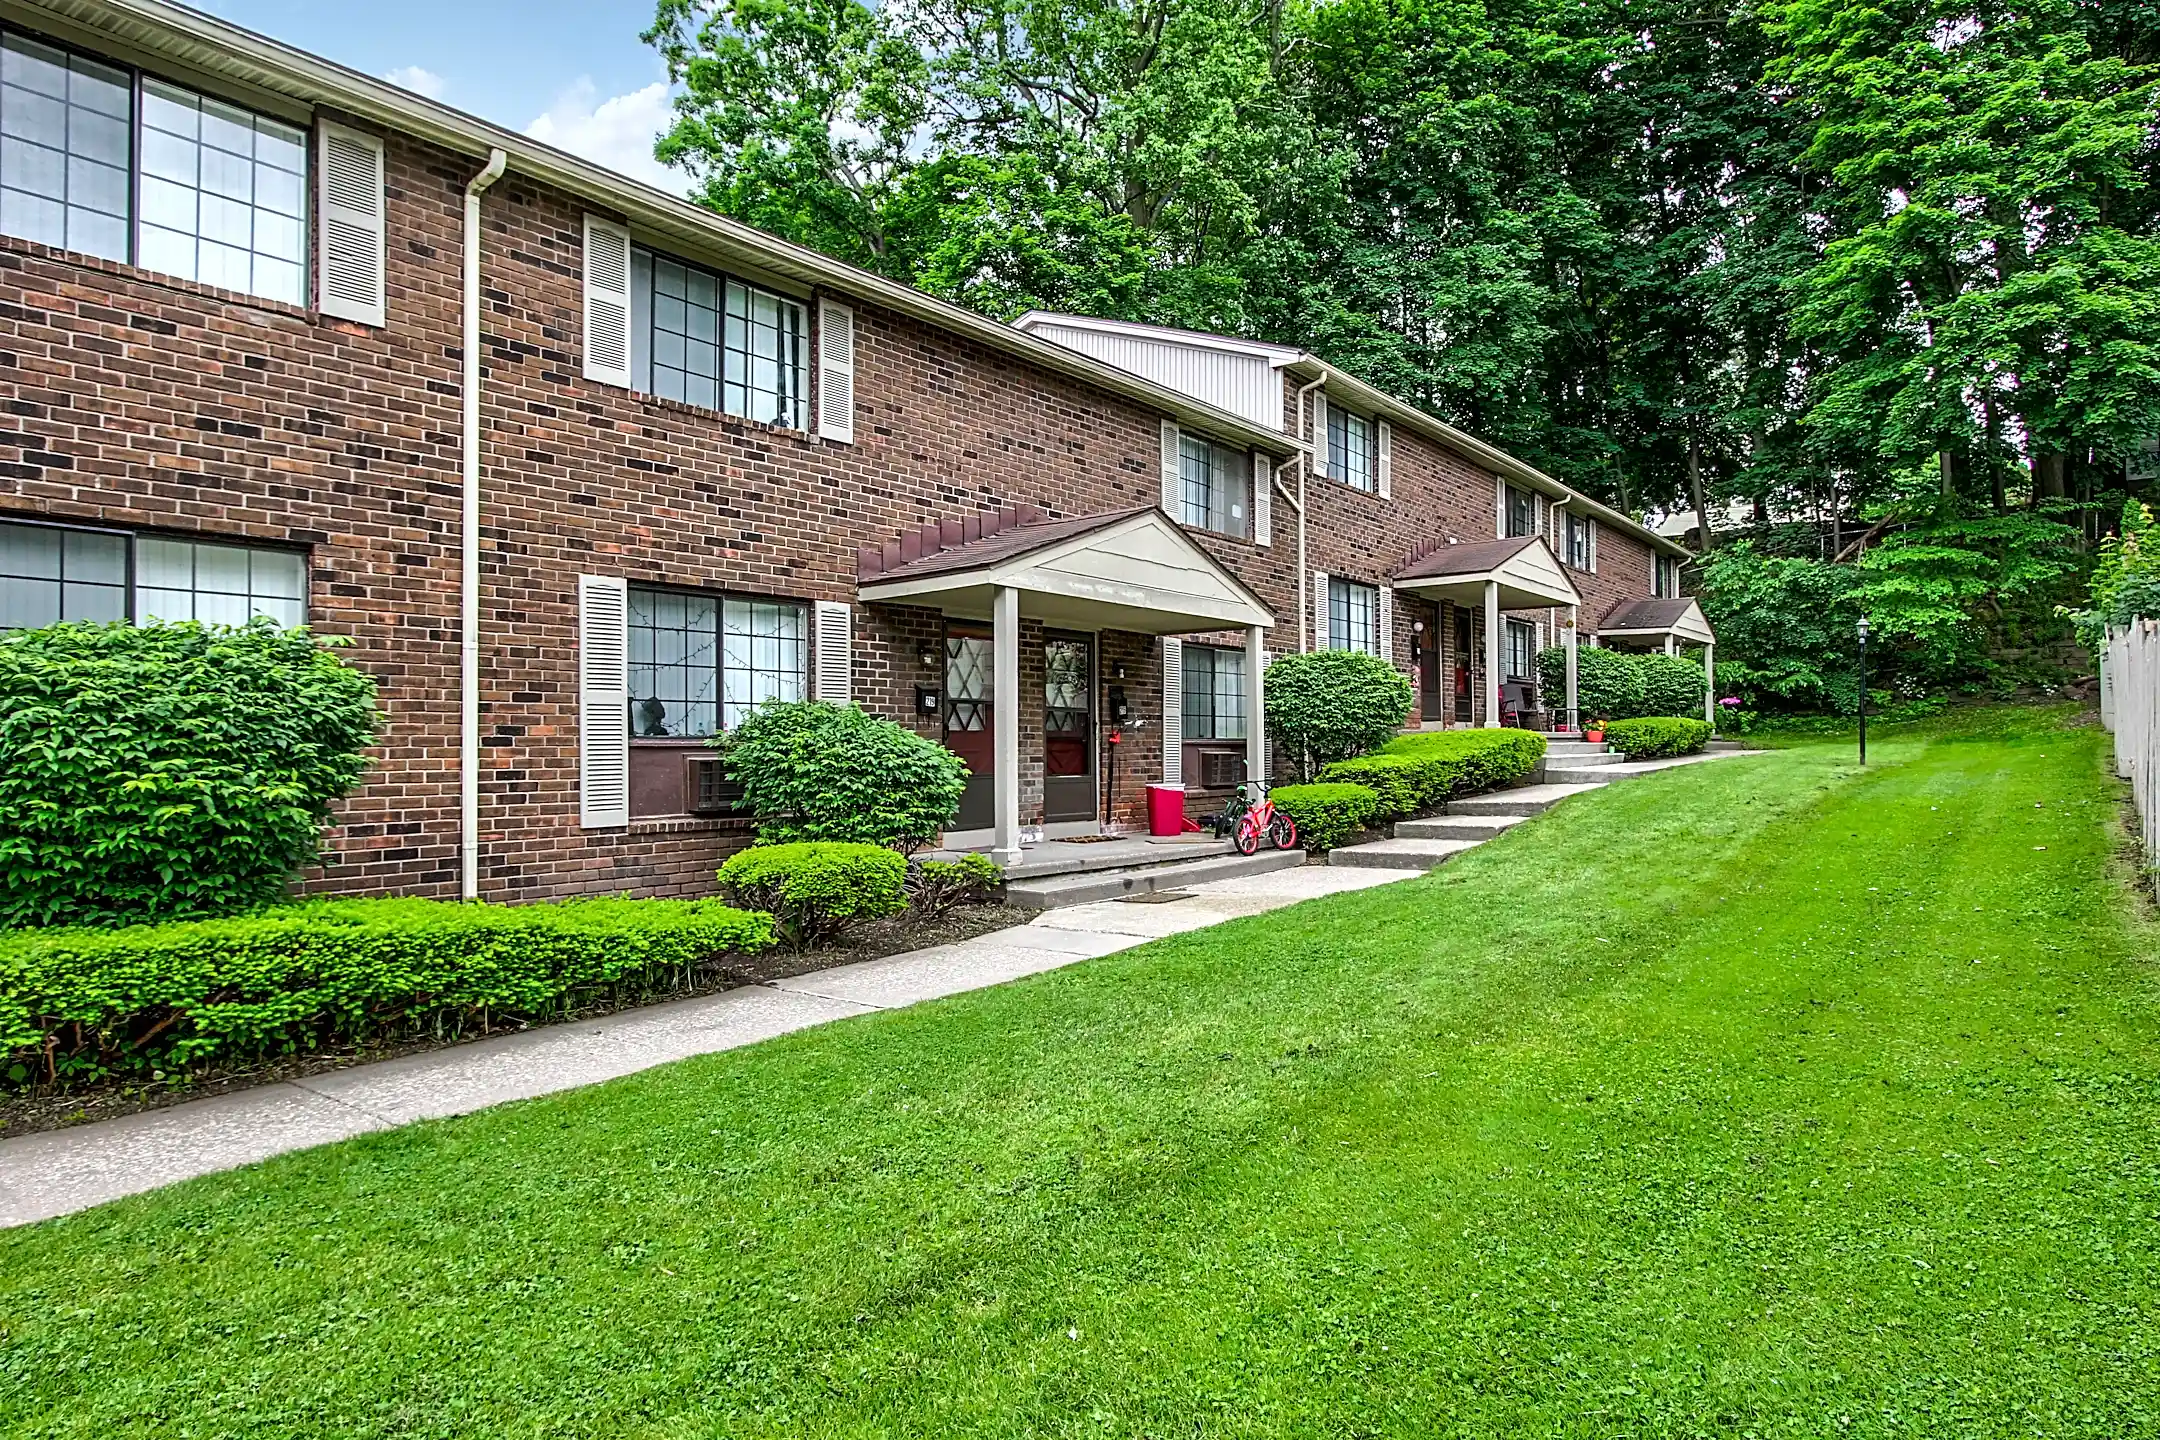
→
(991, 584, 1022, 867)
(1664, 634, 1677, 657)
(1565, 606, 1580, 732)
(1244, 624, 1268, 793)
(1483, 579, 1502, 728)
(1704, 642, 1717, 726)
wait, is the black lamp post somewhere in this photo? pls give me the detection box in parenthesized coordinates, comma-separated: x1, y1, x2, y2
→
(1856, 614, 1870, 766)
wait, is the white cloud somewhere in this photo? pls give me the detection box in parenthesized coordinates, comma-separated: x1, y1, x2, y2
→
(525, 79, 689, 196)
(384, 66, 447, 101)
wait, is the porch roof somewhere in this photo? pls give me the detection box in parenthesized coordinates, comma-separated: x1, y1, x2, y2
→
(857, 506, 1275, 634)
(1391, 535, 1581, 610)
(1600, 596, 1715, 646)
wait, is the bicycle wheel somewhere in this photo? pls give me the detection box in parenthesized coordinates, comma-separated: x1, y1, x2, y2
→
(1234, 822, 1261, 856)
(1267, 813, 1298, 850)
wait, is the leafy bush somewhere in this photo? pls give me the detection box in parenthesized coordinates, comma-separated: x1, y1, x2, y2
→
(1377, 728, 1545, 794)
(1637, 652, 1707, 717)
(721, 700, 966, 852)
(0, 620, 380, 930)
(906, 854, 1004, 916)
(717, 841, 907, 949)
(1563, 645, 1646, 723)
(0, 896, 773, 1090)
(1268, 783, 1378, 851)
(1313, 752, 1434, 818)
(1602, 717, 1712, 759)
(1264, 649, 1413, 778)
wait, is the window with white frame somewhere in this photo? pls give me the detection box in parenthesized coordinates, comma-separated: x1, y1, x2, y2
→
(0, 518, 305, 631)
(1181, 643, 1247, 741)
(1327, 406, 1375, 492)
(1327, 578, 1379, 655)
(1654, 553, 1681, 597)
(1178, 433, 1249, 540)
(1504, 484, 1535, 538)
(630, 247, 807, 427)
(627, 584, 807, 739)
(1565, 511, 1594, 570)
(1505, 619, 1537, 681)
(0, 29, 308, 307)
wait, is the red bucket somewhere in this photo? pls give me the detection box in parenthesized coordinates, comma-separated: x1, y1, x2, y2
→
(1145, 783, 1187, 838)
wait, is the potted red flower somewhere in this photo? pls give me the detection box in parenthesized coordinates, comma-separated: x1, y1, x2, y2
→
(1584, 718, 1607, 743)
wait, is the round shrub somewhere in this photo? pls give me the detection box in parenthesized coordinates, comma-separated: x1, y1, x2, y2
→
(1570, 646, 1646, 723)
(1268, 782, 1379, 851)
(1316, 752, 1440, 819)
(721, 700, 966, 851)
(1264, 649, 1412, 779)
(1637, 652, 1707, 718)
(717, 841, 907, 949)
(906, 854, 1004, 917)
(0, 620, 379, 930)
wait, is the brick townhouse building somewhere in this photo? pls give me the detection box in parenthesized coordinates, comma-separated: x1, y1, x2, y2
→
(0, 0, 1709, 903)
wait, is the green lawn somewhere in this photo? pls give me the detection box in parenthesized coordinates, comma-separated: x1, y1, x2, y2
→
(5, 709, 2158, 1437)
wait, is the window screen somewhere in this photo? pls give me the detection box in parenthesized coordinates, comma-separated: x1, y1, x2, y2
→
(1328, 578, 1378, 655)
(0, 32, 130, 263)
(1180, 643, 1247, 741)
(137, 79, 306, 305)
(1178, 433, 1248, 539)
(632, 247, 807, 428)
(1328, 408, 1374, 492)
(0, 519, 125, 629)
(136, 535, 306, 627)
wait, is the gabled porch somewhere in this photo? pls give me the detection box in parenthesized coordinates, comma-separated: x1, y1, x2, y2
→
(1598, 597, 1719, 723)
(859, 506, 1275, 866)
(1392, 535, 1582, 729)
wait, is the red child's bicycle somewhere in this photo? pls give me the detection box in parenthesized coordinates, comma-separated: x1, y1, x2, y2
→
(1225, 782, 1297, 856)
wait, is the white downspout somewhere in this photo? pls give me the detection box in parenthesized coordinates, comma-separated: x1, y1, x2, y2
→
(1548, 494, 1572, 732)
(461, 147, 508, 903)
(1290, 375, 1324, 652)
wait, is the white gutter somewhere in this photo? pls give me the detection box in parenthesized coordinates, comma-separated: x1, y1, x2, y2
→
(460, 147, 507, 902)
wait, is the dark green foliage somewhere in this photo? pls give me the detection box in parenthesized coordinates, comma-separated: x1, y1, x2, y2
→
(1266, 782, 1377, 851)
(721, 700, 966, 853)
(0, 896, 773, 1090)
(0, 620, 380, 930)
(1567, 646, 1648, 725)
(717, 841, 908, 949)
(1317, 728, 1546, 820)
(1637, 654, 1707, 718)
(906, 854, 1004, 917)
(1263, 650, 1413, 779)
(1602, 716, 1713, 759)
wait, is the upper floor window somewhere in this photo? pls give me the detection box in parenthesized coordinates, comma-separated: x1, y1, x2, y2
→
(628, 584, 806, 739)
(1327, 406, 1375, 493)
(0, 30, 307, 307)
(1564, 511, 1595, 570)
(1178, 433, 1248, 540)
(1327, 578, 1378, 655)
(1505, 619, 1537, 681)
(1654, 553, 1682, 597)
(0, 518, 304, 631)
(630, 247, 807, 428)
(1504, 484, 1536, 538)
(1181, 643, 1247, 741)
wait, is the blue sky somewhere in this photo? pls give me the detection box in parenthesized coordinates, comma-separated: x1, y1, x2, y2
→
(195, 0, 689, 191)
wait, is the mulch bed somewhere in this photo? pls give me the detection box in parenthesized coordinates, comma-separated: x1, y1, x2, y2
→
(0, 902, 1034, 1142)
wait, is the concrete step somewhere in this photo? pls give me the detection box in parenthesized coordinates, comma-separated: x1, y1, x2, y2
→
(1005, 847, 1305, 909)
(1707, 739, 1746, 752)
(1327, 837, 1483, 870)
(1396, 812, 1530, 841)
(1543, 750, 1625, 768)
(1544, 764, 1637, 784)
(1543, 741, 1609, 758)
(1447, 782, 1608, 816)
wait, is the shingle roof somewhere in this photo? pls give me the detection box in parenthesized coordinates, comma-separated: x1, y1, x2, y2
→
(1601, 597, 1698, 631)
(1393, 535, 1538, 582)
(858, 507, 1155, 584)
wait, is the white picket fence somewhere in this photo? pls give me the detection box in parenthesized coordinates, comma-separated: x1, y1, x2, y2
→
(2101, 622, 2160, 890)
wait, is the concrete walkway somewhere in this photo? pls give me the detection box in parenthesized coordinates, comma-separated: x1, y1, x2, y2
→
(0, 862, 1414, 1229)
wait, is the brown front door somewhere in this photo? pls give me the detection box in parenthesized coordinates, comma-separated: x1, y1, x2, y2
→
(1043, 633, 1094, 823)
(944, 626, 994, 830)
(1453, 607, 1474, 723)
(1418, 613, 1444, 724)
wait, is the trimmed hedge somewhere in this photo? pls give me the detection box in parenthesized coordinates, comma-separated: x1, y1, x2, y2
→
(1316, 728, 1547, 820)
(0, 897, 774, 1090)
(1535, 645, 1709, 722)
(1638, 653, 1708, 719)
(0, 620, 380, 929)
(1268, 783, 1378, 851)
(718, 841, 907, 949)
(1602, 716, 1713, 759)
(721, 700, 966, 853)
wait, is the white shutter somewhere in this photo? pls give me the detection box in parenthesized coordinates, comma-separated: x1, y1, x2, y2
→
(1311, 392, 1329, 477)
(818, 299, 855, 442)
(1376, 419, 1393, 499)
(1160, 638, 1182, 784)
(813, 600, 852, 702)
(582, 215, 633, 387)
(1313, 570, 1330, 651)
(1160, 420, 1182, 515)
(1588, 518, 1599, 573)
(317, 123, 386, 326)
(1379, 584, 1394, 666)
(578, 575, 630, 829)
(1251, 450, 1271, 547)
